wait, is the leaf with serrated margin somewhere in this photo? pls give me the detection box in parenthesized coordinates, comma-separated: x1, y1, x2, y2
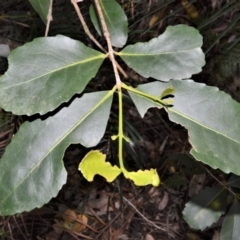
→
(220, 201, 240, 240)
(128, 80, 240, 176)
(90, 0, 128, 48)
(29, 0, 50, 23)
(117, 25, 205, 81)
(183, 186, 227, 230)
(0, 35, 106, 115)
(0, 90, 113, 216)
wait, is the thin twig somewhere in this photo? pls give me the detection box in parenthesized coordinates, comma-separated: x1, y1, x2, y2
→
(1, 18, 30, 28)
(45, 0, 53, 36)
(94, 211, 122, 239)
(93, 0, 122, 88)
(7, 221, 14, 240)
(88, 206, 106, 225)
(123, 196, 176, 238)
(13, 216, 28, 240)
(67, 230, 94, 240)
(71, 0, 128, 79)
(71, 0, 106, 52)
(20, 214, 29, 239)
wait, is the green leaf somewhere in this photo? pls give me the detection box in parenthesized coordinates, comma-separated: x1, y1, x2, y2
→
(220, 201, 240, 240)
(128, 80, 240, 176)
(29, 0, 50, 23)
(117, 25, 205, 81)
(0, 90, 113, 216)
(0, 35, 106, 116)
(90, 0, 128, 48)
(183, 186, 227, 230)
(79, 150, 121, 182)
(124, 169, 160, 187)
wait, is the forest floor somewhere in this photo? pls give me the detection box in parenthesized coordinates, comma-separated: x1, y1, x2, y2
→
(0, 0, 240, 239)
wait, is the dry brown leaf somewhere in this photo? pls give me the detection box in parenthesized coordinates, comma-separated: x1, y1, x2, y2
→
(149, 7, 168, 28)
(63, 221, 74, 231)
(181, 0, 199, 20)
(73, 214, 88, 232)
(212, 0, 220, 10)
(146, 233, 155, 240)
(158, 191, 169, 210)
(62, 209, 88, 233)
(110, 228, 125, 240)
(141, 140, 155, 151)
(159, 136, 168, 154)
(63, 209, 77, 222)
(148, 186, 161, 201)
(188, 174, 206, 197)
(83, 193, 113, 216)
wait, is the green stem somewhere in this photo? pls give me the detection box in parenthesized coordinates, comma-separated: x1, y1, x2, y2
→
(112, 84, 161, 187)
(118, 88, 125, 171)
(121, 82, 167, 106)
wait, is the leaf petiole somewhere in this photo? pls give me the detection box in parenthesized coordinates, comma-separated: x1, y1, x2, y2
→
(117, 88, 126, 171)
(121, 82, 174, 106)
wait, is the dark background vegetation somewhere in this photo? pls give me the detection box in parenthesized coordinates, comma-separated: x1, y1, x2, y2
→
(0, 0, 240, 239)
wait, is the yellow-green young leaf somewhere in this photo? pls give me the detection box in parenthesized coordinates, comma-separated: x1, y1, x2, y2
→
(124, 169, 160, 187)
(79, 150, 121, 182)
(117, 25, 205, 81)
(161, 98, 174, 106)
(29, 0, 50, 23)
(160, 87, 175, 99)
(111, 135, 118, 141)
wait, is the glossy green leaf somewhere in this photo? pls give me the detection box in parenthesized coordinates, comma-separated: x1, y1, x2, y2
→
(79, 150, 121, 182)
(29, 0, 50, 23)
(117, 25, 205, 81)
(128, 80, 240, 175)
(183, 186, 227, 230)
(0, 90, 113, 216)
(0, 35, 106, 115)
(124, 169, 160, 187)
(220, 201, 240, 240)
(90, 0, 128, 48)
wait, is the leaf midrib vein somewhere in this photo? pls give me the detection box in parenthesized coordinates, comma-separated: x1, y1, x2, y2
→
(169, 107, 240, 145)
(1, 91, 113, 209)
(1, 54, 105, 90)
(119, 48, 199, 56)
